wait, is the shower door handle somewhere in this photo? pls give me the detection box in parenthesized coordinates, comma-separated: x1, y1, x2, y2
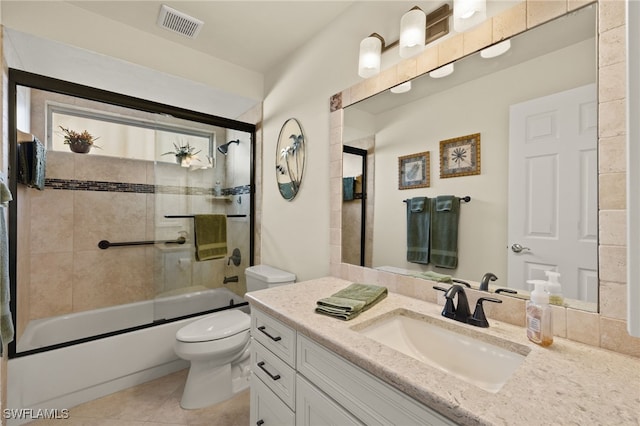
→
(257, 325, 282, 342)
(257, 361, 281, 381)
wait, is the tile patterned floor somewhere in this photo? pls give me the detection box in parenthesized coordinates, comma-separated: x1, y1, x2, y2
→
(25, 369, 250, 426)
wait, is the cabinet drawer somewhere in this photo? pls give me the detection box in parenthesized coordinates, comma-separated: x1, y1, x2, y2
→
(251, 309, 296, 367)
(297, 334, 457, 426)
(251, 339, 296, 409)
(250, 374, 294, 426)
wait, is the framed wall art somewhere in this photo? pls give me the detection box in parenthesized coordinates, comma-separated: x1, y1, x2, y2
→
(439, 133, 481, 178)
(398, 151, 430, 190)
(276, 118, 306, 201)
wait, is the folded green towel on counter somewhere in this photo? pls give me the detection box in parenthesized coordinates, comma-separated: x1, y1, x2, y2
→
(413, 270, 453, 283)
(315, 283, 388, 321)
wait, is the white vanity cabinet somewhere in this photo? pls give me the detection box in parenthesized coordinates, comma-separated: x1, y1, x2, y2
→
(250, 309, 456, 426)
(250, 309, 296, 426)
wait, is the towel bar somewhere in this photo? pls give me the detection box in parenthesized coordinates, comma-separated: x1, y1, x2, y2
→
(402, 195, 471, 203)
(165, 214, 246, 218)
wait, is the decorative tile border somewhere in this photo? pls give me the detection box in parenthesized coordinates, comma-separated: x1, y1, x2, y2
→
(45, 178, 154, 193)
(45, 178, 251, 197)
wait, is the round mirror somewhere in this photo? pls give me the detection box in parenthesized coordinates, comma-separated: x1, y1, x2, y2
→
(276, 118, 306, 201)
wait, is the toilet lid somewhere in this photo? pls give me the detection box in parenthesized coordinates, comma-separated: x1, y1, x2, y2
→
(176, 310, 250, 343)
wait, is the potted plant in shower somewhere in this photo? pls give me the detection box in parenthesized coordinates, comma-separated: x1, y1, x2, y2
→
(59, 126, 100, 154)
(162, 142, 201, 167)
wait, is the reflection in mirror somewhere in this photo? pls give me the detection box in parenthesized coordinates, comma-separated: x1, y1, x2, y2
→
(342, 5, 597, 311)
(9, 71, 255, 357)
(342, 145, 372, 266)
(276, 118, 306, 200)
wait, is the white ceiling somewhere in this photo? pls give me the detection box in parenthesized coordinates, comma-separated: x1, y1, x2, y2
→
(68, 1, 355, 75)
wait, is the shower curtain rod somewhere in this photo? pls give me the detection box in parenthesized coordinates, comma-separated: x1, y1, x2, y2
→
(402, 195, 471, 203)
(98, 236, 186, 250)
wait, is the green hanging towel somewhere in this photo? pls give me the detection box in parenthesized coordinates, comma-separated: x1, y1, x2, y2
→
(406, 197, 431, 264)
(430, 196, 460, 269)
(194, 214, 227, 261)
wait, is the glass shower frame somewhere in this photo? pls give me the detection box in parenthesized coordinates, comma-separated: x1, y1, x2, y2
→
(6, 69, 256, 358)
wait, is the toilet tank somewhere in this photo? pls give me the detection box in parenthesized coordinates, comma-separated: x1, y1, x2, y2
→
(245, 265, 296, 292)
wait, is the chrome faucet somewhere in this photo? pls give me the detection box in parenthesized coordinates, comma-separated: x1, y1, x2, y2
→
(433, 284, 503, 328)
(479, 272, 498, 291)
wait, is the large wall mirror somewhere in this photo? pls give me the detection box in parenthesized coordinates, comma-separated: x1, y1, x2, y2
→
(342, 4, 598, 312)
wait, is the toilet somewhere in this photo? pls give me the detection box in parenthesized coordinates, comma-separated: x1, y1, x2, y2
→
(174, 264, 295, 409)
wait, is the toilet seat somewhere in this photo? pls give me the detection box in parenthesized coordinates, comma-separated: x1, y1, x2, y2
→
(176, 310, 250, 343)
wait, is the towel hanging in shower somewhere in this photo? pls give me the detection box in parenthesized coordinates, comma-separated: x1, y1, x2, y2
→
(17, 132, 46, 190)
(0, 173, 14, 353)
(194, 214, 227, 261)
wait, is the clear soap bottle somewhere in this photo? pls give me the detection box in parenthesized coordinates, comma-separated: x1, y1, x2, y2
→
(526, 280, 553, 347)
(544, 270, 564, 306)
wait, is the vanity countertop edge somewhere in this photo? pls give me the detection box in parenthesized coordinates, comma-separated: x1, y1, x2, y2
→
(245, 276, 640, 426)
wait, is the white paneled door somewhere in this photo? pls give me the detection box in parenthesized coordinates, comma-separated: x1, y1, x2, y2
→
(508, 84, 598, 302)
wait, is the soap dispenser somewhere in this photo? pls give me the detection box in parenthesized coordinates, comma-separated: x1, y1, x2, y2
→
(526, 280, 553, 347)
(544, 271, 564, 306)
(214, 180, 222, 197)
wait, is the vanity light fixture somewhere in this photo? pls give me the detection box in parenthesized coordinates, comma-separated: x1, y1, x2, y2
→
(429, 63, 454, 79)
(453, 0, 486, 32)
(357, 4, 452, 78)
(399, 7, 427, 58)
(390, 81, 412, 94)
(480, 39, 511, 59)
(358, 34, 384, 78)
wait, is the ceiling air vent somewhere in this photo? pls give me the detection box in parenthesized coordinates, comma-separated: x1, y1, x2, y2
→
(157, 4, 204, 39)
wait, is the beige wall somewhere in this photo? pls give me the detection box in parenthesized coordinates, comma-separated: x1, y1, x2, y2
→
(330, 0, 639, 358)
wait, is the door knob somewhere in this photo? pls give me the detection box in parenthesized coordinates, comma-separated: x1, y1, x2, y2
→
(511, 243, 531, 253)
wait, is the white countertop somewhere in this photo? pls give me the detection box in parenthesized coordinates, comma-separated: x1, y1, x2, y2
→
(245, 277, 640, 426)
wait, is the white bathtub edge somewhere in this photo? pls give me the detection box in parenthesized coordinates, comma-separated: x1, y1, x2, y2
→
(6, 311, 222, 425)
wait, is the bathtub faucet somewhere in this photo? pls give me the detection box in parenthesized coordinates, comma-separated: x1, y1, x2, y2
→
(223, 275, 239, 284)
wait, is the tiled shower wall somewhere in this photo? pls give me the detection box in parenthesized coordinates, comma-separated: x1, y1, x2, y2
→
(14, 91, 254, 339)
(18, 151, 251, 335)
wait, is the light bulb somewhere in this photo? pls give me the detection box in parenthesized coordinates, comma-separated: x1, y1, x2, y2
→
(390, 81, 412, 94)
(480, 40, 511, 59)
(429, 63, 454, 79)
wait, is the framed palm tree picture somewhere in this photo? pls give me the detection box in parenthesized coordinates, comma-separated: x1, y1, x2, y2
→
(439, 133, 481, 178)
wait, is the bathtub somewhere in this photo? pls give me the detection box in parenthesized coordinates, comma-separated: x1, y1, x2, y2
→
(17, 287, 245, 352)
(7, 287, 248, 425)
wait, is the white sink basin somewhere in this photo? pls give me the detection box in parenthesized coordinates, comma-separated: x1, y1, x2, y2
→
(354, 310, 529, 393)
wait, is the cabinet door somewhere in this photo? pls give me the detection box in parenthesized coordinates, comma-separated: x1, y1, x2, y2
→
(250, 375, 294, 426)
(297, 334, 457, 426)
(296, 375, 363, 426)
